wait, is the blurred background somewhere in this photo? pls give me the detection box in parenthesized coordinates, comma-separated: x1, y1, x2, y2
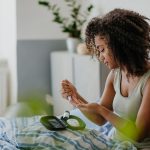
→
(0, 0, 149, 117)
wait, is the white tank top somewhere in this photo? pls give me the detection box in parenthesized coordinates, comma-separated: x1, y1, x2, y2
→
(113, 68, 150, 121)
(111, 68, 150, 148)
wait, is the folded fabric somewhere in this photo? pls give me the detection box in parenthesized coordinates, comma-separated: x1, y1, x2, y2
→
(0, 115, 137, 150)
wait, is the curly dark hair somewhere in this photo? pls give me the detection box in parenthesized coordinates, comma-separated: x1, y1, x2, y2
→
(85, 8, 150, 76)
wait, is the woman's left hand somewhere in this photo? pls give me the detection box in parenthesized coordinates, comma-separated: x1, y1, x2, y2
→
(77, 103, 104, 125)
(77, 103, 101, 114)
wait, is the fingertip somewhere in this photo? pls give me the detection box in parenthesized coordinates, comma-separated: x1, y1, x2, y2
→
(61, 79, 67, 83)
(61, 81, 64, 85)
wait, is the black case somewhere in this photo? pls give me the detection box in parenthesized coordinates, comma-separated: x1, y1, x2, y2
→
(40, 116, 67, 130)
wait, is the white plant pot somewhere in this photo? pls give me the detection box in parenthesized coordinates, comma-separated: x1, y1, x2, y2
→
(66, 37, 81, 53)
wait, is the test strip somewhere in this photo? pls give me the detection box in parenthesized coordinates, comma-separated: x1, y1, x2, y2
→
(68, 96, 72, 103)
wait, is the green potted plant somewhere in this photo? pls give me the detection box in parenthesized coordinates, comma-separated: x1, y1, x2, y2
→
(38, 0, 93, 53)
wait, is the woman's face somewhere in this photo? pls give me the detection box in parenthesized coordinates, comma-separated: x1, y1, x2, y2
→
(94, 35, 118, 69)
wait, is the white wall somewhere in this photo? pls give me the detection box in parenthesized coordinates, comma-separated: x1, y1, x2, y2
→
(0, 0, 17, 105)
(17, 0, 93, 40)
(17, 0, 150, 40)
(17, 0, 71, 40)
(93, 0, 150, 18)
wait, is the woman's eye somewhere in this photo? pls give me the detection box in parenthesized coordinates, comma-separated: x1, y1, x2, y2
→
(100, 48, 104, 53)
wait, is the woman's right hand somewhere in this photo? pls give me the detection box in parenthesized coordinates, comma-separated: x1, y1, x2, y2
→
(61, 80, 83, 106)
(61, 79, 77, 98)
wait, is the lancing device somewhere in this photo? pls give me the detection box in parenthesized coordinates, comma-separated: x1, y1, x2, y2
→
(62, 111, 70, 120)
(68, 96, 72, 103)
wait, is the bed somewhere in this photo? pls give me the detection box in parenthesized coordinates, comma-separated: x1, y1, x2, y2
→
(0, 108, 137, 150)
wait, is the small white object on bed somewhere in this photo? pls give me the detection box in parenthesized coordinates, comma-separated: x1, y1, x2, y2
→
(70, 108, 101, 131)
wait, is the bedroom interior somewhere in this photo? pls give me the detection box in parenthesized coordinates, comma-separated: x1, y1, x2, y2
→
(0, 0, 150, 149)
(0, 0, 149, 116)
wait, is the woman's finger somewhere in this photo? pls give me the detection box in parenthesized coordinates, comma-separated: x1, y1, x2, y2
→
(61, 84, 74, 91)
(61, 80, 75, 88)
(61, 80, 71, 85)
(62, 89, 72, 93)
(61, 91, 72, 96)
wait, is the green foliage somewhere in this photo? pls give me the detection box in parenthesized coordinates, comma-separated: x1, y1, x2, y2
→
(16, 94, 53, 117)
(38, 0, 94, 39)
(117, 120, 141, 141)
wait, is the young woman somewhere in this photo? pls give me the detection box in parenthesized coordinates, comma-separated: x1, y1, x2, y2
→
(61, 8, 150, 148)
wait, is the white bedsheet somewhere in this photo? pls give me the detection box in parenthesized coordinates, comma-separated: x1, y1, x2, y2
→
(0, 114, 138, 150)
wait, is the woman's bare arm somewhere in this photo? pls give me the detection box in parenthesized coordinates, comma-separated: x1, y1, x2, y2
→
(79, 77, 150, 141)
(135, 77, 150, 141)
(77, 70, 116, 125)
(61, 70, 116, 126)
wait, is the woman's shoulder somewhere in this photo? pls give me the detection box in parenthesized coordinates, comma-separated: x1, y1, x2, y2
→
(112, 68, 120, 73)
(110, 68, 120, 80)
(109, 68, 120, 76)
(106, 68, 120, 85)
(141, 67, 150, 94)
(145, 63, 150, 75)
(142, 67, 150, 80)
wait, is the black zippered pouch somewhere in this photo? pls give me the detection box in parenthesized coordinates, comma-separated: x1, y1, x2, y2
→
(40, 116, 67, 130)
